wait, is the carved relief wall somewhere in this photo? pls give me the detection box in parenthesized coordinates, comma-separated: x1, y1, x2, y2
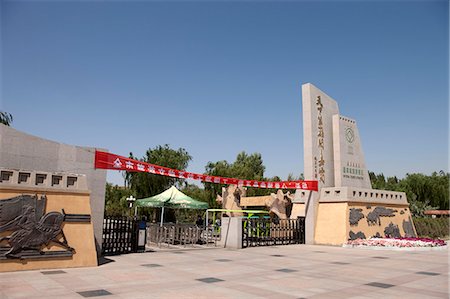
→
(346, 205, 416, 241)
(0, 172, 97, 272)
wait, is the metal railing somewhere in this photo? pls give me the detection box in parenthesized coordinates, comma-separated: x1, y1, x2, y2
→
(146, 223, 221, 248)
(242, 217, 305, 248)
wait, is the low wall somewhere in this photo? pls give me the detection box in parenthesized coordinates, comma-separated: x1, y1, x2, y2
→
(0, 175, 97, 272)
(292, 187, 416, 245)
(0, 124, 107, 254)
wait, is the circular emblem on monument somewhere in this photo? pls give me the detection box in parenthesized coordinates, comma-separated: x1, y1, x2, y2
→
(345, 127, 355, 143)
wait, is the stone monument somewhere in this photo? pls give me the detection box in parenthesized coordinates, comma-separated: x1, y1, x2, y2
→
(291, 83, 416, 245)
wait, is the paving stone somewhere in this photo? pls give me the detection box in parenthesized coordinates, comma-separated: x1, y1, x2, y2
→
(41, 270, 67, 275)
(141, 263, 162, 267)
(196, 277, 224, 283)
(415, 271, 440, 276)
(77, 289, 112, 297)
(276, 268, 297, 273)
(215, 259, 232, 262)
(365, 282, 395, 288)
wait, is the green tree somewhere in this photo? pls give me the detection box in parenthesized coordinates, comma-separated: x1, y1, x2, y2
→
(126, 144, 192, 198)
(369, 171, 449, 216)
(204, 151, 270, 200)
(104, 183, 133, 216)
(0, 111, 13, 126)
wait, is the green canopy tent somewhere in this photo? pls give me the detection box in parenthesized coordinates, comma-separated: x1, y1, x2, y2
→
(134, 186, 208, 226)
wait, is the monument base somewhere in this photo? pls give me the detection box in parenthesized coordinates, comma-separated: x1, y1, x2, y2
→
(292, 187, 416, 246)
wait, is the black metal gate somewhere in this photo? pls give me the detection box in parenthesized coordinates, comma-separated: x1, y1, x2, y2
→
(102, 216, 138, 256)
(242, 217, 305, 248)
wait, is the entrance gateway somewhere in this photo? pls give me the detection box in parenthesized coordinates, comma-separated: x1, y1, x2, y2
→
(0, 83, 416, 272)
(98, 83, 416, 250)
(212, 83, 415, 247)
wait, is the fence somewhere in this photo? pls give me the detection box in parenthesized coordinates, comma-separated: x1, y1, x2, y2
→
(102, 216, 138, 255)
(147, 223, 220, 248)
(242, 217, 305, 248)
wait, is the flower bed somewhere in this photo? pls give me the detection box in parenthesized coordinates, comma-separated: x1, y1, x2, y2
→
(344, 237, 447, 249)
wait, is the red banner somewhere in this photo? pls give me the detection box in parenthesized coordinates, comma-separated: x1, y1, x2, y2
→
(95, 150, 318, 191)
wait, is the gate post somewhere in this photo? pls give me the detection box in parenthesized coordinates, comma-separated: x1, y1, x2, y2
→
(137, 218, 147, 252)
(219, 217, 242, 249)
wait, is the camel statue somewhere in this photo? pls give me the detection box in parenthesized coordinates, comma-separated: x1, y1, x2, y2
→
(216, 184, 246, 216)
(266, 190, 294, 219)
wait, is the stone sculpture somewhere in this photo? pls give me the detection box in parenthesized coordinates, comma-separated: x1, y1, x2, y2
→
(216, 184, 246, 216)
(367, 207, 397, 226)
(349, 208, 364, 226)
(384, 222, 401, 238)
(349, 230, 366, 240)
(0, 195, 74, 259)
(266, 190, 293, 219)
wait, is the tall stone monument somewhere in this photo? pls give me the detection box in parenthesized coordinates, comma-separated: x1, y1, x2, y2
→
(292, 83, 416, 245)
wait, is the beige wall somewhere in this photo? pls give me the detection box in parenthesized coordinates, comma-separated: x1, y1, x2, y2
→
(312, 201, 415, 246)
(290, 203, 306, 218)
(314, 203, 348, 245)
(347, 203, 415, 239)
(0, 189, 97, 272)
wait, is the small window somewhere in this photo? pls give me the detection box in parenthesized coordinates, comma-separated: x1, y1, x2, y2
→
(0, 171, 13, 182)
(36, 174, 47, 185)
(18, 172, 30, 184)
(52, 175, 62, 186)
(67, 176, 77, 188)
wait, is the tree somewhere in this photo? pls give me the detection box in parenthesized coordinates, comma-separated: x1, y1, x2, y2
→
(204, 151, 269, 200)
(125, 144, 192, 198)
(369, 171, 449, 216)
(0, 111, 13, 126)
(104, 183, 133, 216)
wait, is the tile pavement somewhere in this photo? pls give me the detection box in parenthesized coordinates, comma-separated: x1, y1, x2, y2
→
(0, 244, 448, 298)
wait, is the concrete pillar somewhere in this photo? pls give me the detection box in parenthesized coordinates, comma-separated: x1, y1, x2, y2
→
(304, 191, 319, 244)
(219, 217, 242, 249)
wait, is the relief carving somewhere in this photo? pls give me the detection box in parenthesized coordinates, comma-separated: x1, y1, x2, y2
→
(0, 195, 75, 259)
(349, 230, 366, 240)
(384, 222, 401, 238)
(349, 208, 364, 226)
(367, 206, 397, 226)
(402, 217, 417, 238)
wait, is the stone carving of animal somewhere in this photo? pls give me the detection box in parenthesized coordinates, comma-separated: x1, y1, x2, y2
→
(366, 206, 397, 226)
(0, 195, 74, 259)
(216, 185, 246, 216)
(349, 208, 364, 226)
(265, 190, 293, 219)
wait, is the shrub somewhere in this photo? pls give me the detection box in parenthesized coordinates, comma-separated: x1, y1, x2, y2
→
(413, 217, 449, 238)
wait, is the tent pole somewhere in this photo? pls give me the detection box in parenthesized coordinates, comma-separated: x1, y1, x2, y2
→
(160, 206, 165, 227)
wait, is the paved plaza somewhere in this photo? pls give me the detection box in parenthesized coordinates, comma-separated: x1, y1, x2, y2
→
(0, 244, 448, 299)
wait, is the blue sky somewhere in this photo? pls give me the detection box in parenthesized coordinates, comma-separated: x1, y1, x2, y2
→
(1, 0, 448, 186)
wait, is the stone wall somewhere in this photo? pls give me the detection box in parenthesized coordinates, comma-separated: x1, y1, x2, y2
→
(0, 124, 107, 253)
(0, 172, 97, 272)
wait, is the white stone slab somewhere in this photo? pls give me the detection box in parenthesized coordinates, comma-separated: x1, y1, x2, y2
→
(302, 83, 339, 188)
(332, 114, 372, 189)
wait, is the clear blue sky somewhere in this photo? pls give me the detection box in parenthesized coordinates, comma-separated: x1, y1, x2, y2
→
(1, 0, 448, 186)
